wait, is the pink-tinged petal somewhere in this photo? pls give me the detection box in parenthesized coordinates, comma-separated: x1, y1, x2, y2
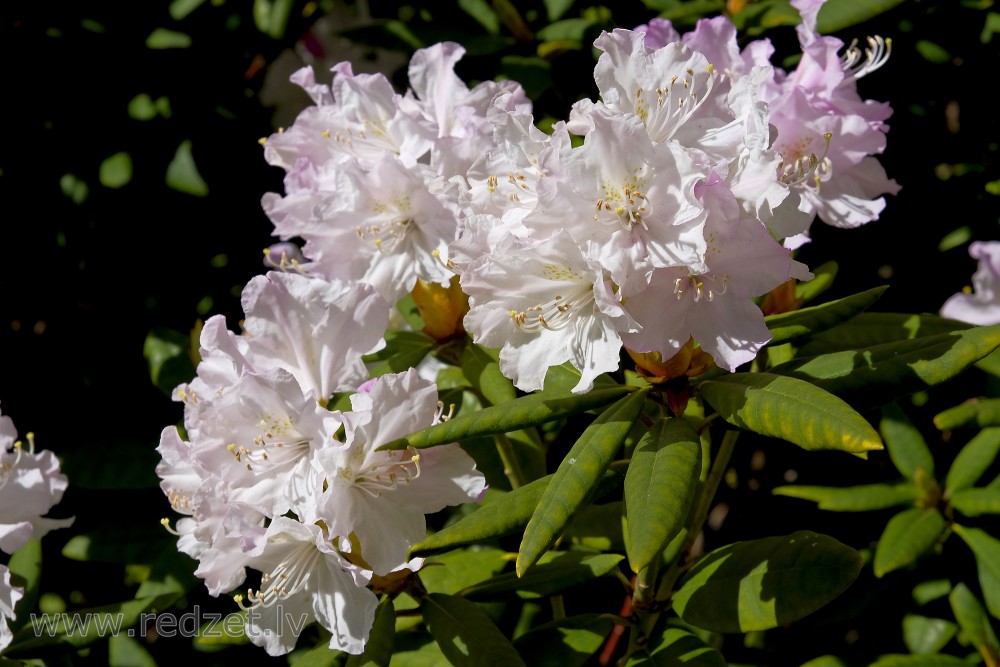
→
(941, 241, 1000, 325)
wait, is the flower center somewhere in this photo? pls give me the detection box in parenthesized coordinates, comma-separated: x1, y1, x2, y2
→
(508, 265, 596, 333)
(674, 273, 729, 302)
(340, 447, 422, 498)
(228, 415, 312, 473)
(840, 35, 892, 83)
(594, 181, 649, 231)
(356, 218, 413, 253)
(235, 541, 323, 610)
(777, 133, 832, 188)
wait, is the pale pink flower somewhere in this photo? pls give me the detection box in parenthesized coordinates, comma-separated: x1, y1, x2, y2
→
(941, 241, 1000, 325)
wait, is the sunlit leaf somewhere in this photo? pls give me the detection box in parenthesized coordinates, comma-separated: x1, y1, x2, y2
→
(166, 140, 209, 196)
(698, 373, 882, 453)
(902, 614, 957, 654)
(625, 625, 726, 666)
(461, 552, 624, 600)
(946, 428, 1000, 493)
(873, 508, 946, 577)
(772, 482, 918, 511)
(513, 614, 616, 667)
(624, 418, 701, 572)
(934, 398, 1000, 430)
(380, 386, 635, 451)
(797, 313, 974, 356)
(673, 531, 863, 632)
(422, 593, 526, 667)
(950, 488, 1000, 517)
(99, 152, 132, 189)
(765, 286, 888, 346)
(517, 389, 649, 575)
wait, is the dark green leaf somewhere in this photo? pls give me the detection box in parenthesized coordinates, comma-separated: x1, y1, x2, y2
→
(954, 524, 1000, 619)
(868, 655, 970, 666)
(366, 330, 435, 379)
(795, 260, 838, 305)
(518, 389, 649, 575)
(422, 593, 526, 667)
(460, 552, 624, 600)
(625, 625, 726, 666)
(902, 614, 957, 654)
(770, 324, 1000, 410)
(458, 0, 499, 33)
(346, 599, 395, 667)
(108, 635, 157, 667)
(624, 418, 701, 572)
(698, 373, 882, 453)
(873, 508, 946, 577)
(672, 531, 863, 632)
(881, 402, 935, 479)
(772, 482, 918, 511)
(764, 286, 888, 347)
(797, 313, 974, 357)
(816, 0, 907, 32)
(950, 582, 1000, 660)
(513, 614, 616, 667)
(934, 398, 1000, 430)
(380, 386, 635, 450)
(946, 428, 1000, 493)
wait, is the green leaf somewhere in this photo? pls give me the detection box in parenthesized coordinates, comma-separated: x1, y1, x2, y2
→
(380, 385, 635, 450)
(422, 593, 527, 667)
(772, 483, 918, 511)
(7, 540, 42, 632)
(880, 402, 935, 479)
(62, 522, 175, 564)
(770, 323, 1000, 410)
(950, 582, 1000, 660)
(458, 0, 499, 33)
(913, 579, 952, 606)
(624, 418, 701, 572)
(166, 140, 209, 196)
(764, 286, 888, 347)
(800, 658, 850, 667)
(939, 226, 972, 252)
(698, 373, 883, 453)
(873, 508, 946, 577)
(5, 592, 182, 653)
(934, 398, 1000, 429)
(365, 330, 435, 378)
(146, 28, 192, 48)
(816, 0, 906, 33)
(346, 599, 395, 667)
(253, 0, 293, 38)
(517, 389, 649, 575)
(169, 0, 207, 20)
(796, 260, 838, 304)
(797, 313, 974, 356)
(955, 524, 1000, 620)
(513, 614, 616, 667)
(419, 548, 509, 596)
(108, 635, 157, 667)
(946, 428, 1000, 493)
(672, 531, 863, 633)
(191, 611, 248, 648)
(410, 464, 626, 556)
(564, 501, 626, 551)
(950, 488, 1000, 517)
(461, 344, 516, 406)
(99, 152, 132, 189)
(916, 40, 952, 64)
(902, 614, 957, 654)
(460, 552, 624, 600)
(59, 173, 89, 204)
(625, 625, 726, 666)
(144, 327, 196, 396)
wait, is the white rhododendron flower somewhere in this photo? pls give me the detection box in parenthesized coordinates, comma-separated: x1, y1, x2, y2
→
(941, 241, 1000, 325)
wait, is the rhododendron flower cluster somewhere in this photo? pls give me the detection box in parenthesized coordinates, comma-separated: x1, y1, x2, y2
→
(158, 0, 899, 656)
(0, 407, 73, 651)
(156, 273, 485, 655)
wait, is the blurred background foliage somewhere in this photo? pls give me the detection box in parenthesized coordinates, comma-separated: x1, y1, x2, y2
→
(1, 0, 999, 664)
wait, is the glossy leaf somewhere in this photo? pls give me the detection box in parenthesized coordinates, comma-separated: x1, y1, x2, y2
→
(873, 508, 946, 577)
(771, 324, 1000, 409)
(949, 582, 1000, 660)
(954, 524, 1000, 619)
(420, 548, 509, 597)
(462, 344, 516, 406)
(624, 418, 701, 572)
(365, 330, 435, 379)
(460, 553, 624, 600)
(422, 593, 526, 667)
(517, 389, 649, 576)
(797, 313, 974, 356)
(672, 531, 863, 632)
(880, 402, 935, 479)
(625, 626, 726, 666)
(902, 614, 957, 654)
(796, 260, 838, 305)
(380, 385, 634, 451)
(346, 599, 395, 667)
(513, 614, 616, 667)
(698, 373, 882, 453)
(410, 463, 626, 556)
(764, 286, 888, 347)
(950, 488, 1000, 517)
(934, 398, 1000, 430)
(946, 428, 1000, 494)
(772, 482, 918, 511)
